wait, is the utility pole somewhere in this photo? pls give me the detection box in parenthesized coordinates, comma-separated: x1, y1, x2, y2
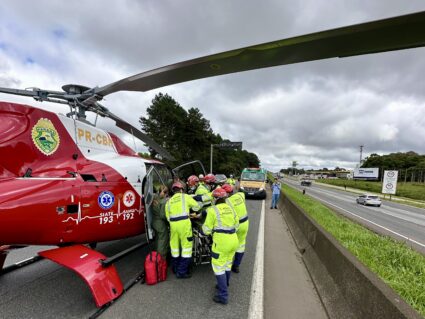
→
(359, 145, 364, 165)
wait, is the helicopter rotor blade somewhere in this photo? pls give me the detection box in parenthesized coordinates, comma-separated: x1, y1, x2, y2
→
(95, 11, 425, 97)
(104, 109, 175, 161)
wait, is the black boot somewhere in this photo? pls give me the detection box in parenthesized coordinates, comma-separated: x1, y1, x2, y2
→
(231, 264, 240, 273)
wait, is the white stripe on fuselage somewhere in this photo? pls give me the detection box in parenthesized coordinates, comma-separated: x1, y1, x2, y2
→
(58, 115, 147, 195)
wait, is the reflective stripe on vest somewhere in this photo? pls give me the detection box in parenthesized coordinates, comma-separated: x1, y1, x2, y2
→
(169, 215, 189, 222)
(225, 198, 238, 222)
(167, 194, 189, 220)
(239, 216, 249, 223)
(212, 206, 236, 233)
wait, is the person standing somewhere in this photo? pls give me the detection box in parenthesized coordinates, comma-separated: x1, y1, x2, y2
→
(202, 188, 239, 304)
(222, 184, 248, 274)
(166, 181, 201, 278)
(271, 179, 281, 209)
(151, 186, 170, 259)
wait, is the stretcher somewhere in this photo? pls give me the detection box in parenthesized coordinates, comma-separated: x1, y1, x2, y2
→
(191, 218, 212, 266)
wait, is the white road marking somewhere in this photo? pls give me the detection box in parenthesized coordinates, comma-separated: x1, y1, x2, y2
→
(248, 200, 265, 319)
(304, 192, 425, 248)
(300, 182, 425, 227)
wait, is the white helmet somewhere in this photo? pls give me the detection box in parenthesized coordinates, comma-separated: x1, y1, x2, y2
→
(230, 174, 234, 178)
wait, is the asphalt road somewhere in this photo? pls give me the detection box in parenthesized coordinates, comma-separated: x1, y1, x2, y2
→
(0, 199, 262, 319)
(284, 178, 425, 254)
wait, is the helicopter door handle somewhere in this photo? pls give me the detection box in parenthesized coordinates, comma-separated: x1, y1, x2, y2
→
(82, 204, 90, 208)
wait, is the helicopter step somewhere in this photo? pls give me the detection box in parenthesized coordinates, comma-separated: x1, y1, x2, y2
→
(38, 245, 124, 308)
(0, 245, 43, 275)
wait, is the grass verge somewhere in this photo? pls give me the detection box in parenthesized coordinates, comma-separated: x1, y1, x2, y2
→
(283, 183, 425, 316)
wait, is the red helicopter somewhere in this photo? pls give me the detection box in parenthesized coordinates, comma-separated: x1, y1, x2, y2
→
(0, 11, 424, 308)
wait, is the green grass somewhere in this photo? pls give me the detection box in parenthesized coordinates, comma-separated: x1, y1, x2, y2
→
(317, 179, 425, 201)
(283, 184, 425, 316)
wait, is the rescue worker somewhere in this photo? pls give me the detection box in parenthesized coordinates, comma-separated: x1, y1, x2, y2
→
(151, 185, 170, 259)
(166, 181, 201, 278)
(196, 174, 214, 195)
(193, 173, 215, 207)
(202, 187, 239, 304)
(226, 174, 236, 187)
(222, 184, 249, 273)
(187, 175, 199, 194)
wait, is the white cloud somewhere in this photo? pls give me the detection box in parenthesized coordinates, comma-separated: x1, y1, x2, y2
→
(1, 0, 425, 172)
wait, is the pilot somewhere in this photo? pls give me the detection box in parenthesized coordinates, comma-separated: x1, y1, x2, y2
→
(222, 184, 249, 273)
(201, 187, 239, 304)
(166, 181, 201, 278)
(151, 185, 170, 259)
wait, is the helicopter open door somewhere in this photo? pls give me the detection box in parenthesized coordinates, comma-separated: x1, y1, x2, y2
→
(172, 160, 207, 181)
(143, 166, 166, 242)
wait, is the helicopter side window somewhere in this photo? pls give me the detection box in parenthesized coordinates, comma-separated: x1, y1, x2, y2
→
(80, 174, 97, 182)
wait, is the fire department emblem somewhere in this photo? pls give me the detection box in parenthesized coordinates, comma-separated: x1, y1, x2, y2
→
(31, 118, 60, 156)
(98, 191, 115, 209)
(123, 190, 136, 207)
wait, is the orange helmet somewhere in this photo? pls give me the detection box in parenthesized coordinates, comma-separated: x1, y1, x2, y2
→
(187, 175, 199, 187)
(212, 187, 228, 199)
(221, 184, 233, 194)
(172, 181, 184, 191)
(204, 174, 216, 184)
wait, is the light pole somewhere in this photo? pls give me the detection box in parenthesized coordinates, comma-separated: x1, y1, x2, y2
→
(210, 144, 214, 173)
(359, 145, 364, 165)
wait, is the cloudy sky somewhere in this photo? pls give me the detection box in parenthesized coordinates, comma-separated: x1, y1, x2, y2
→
(1, 1, 424, 172)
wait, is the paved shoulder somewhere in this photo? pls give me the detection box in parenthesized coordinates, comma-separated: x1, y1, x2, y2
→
(264, 199, 327, 319)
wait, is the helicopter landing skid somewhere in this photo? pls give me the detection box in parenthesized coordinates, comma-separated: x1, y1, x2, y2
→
(0, 246, 8, 272)
(39, 245, 124, 308)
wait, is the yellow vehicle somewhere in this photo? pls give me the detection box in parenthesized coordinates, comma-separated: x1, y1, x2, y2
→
(239, 168, 267, 199)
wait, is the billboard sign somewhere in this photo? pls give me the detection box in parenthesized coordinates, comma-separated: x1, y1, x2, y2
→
(382, 170, 398, 195)
(353, 168, 379, 179)
(218, 142, 242, 149)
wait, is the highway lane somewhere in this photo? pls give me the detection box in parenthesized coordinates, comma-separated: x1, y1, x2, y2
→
(101, 199, 262, 319)
(283, 179, 425, 254)
(0, 199, 262, 319)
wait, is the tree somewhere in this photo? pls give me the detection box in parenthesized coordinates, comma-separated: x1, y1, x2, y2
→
(139, 93, 261, 174)
(139, 93, 187, 162)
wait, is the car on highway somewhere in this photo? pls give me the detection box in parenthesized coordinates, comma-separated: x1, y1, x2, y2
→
(356, 194, 382, 207)
(300, 179, 312, 186)
(215, 174, 227, 185)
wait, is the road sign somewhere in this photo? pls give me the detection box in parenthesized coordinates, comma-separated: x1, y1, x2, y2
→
(217, 142, 242, 149)
(382, 170, 398, 195)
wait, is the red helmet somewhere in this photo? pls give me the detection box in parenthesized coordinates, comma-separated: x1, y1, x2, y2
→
(221, 184, 233, 194)
(172, 181, 184, 190)
(212, 187, 228, 199)
(204, 174, 216, 184)
(187, 175, 199, 187)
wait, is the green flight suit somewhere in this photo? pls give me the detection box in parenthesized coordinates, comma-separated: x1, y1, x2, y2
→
(152, 195, 169, 258)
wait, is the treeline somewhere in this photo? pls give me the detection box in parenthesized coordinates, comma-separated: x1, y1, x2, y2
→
(362, 151, 425, 183)
(362, 151, 425, 170)
(139, 93, 260, 175)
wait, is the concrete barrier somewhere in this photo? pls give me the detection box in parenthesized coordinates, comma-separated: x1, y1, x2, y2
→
(280, 195, 422, 319)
